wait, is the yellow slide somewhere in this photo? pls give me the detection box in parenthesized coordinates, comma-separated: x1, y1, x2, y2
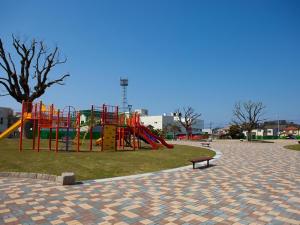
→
(0, 119, 22, 139)
(95, 138, 102, 146)
(0, 113, 31, 140)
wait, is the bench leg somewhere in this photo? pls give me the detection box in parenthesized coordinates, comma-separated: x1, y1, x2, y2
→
(193, 162, 195, 169)
(207, 160, 209, 167)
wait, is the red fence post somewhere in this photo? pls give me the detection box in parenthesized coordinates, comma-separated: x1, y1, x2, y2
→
(89, 105, 94, 151)
(77, 112, 80, 152)
(37, 101, 42, 152)
(55, 109, 60, 153)
(32, 103, 37, 151)
(19, 101, 25, 152)
(49, 104, 54, 151)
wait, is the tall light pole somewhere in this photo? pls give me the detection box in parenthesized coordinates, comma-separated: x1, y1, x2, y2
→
(277, 115, 280, 139)
(120, 78, 128, 112)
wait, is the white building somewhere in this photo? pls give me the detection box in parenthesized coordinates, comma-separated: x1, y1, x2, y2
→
(243, 129, 264, 137)
(0, 107, 14, 133)
(134, 109, 148, 116)
(202, 128, 213, 135)
(140, 115, 174, 130)
(140, 114, 204, 134)
(266, 129, 274, 136)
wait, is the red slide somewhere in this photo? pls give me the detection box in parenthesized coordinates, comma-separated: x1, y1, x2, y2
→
(136, 127, 160, 149)
(139, 125, 174, 149)
(128, 126, 159, 149)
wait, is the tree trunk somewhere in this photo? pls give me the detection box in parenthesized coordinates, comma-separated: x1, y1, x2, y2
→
(247, 129, 252, 141)
(186, 127, 192, 140)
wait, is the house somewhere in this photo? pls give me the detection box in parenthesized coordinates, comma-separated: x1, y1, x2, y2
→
(265, 129, 274, 136)
(282, 126, 300, 137)
(202, 128, 213, 135)
(215, 126, 230, 137)
(262, 120, 299, 137)
(243, 129, 264, 138)
(0, 107, 14, 133)
(238, 119, 300, 139)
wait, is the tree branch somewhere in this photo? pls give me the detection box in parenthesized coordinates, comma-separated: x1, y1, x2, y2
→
(0, 35, 70, 103)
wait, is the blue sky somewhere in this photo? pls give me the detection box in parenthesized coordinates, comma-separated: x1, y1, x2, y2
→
(0, 0, 299, 127)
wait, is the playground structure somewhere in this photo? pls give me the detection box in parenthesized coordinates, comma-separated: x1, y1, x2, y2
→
(0, 101, 173, 152)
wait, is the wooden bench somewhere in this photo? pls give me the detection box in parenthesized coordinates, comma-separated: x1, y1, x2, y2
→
(189, 157, 213, 169)
(201, 142, 210, 147)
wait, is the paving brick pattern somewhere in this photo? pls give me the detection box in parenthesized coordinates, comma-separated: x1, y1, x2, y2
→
(0, 140, 299, 224)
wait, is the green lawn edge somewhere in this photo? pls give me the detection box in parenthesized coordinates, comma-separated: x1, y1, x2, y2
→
(284, 144, 300, 151)
(0, 139, 215, 180)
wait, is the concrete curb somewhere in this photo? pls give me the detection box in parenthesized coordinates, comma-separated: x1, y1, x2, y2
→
(0, 172, 76, 185)
(0, 172, 57, 181)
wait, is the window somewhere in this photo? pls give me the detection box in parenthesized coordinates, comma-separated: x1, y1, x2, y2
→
(0, 117, 3, 125)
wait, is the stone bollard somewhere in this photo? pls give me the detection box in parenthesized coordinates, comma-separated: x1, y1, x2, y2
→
(56, 172, 76, 185)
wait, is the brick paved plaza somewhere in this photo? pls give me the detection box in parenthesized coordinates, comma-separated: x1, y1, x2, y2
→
(0, 140, 299, 224)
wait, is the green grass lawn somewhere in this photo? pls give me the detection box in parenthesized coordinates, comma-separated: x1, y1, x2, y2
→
(284, 144, 300, 151)
(0, 139, 215, 181)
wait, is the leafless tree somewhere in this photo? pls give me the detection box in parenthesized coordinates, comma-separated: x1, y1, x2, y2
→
(175, 107, 201, 139)
(232, 101, 265, 141)
(0, 35, 70, 106)
(164, 123, 181, 140)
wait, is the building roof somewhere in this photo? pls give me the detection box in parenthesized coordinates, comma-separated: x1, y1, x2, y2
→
(284, 126, 299, 131)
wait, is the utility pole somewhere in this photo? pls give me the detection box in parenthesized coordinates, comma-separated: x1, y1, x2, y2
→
(277, 115, 280, 139)
(209, 121, 213, 141)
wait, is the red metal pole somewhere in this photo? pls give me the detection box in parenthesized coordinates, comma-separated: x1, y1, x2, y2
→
(89, 105, 94, 151)
(103, 104, 106, 124)
(115, 106, 119, 125)
(115, 106, 119, 151)
(119, 127, 121, 149)
(122, 128, 125, 150)
(32, 103, 37, 151)
(37, 101, 42, 152)
(55, 109, 60, 153)
(117, 127, 119, 148)
(49, 104, 54, 151)
(133, 122, 136, 150)
(101, 104, 106, 151)
(19, 101, 24, 152)
(137, 113, 141, 149)
(77, 112, 80, 152)
(65, 108, 70, 151)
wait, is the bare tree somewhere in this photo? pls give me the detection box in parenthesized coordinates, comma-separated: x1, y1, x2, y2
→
(232, 101, 265, 141)
(164, 123, 181, 140)
(0, 35, 69, 105)
(175, 107, 201, 139)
